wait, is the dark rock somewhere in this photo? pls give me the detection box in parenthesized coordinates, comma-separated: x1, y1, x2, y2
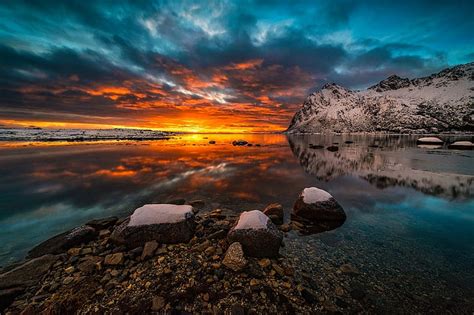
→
(293, 187, 346, 222)
(208, 140, 216, 144)
(230, 304, 245, 315)
(0, 255, 58, 289)
(86, 216, 118, 230)
(110, 204, 195, 248)
(344, 140, 354, 144)
(207, 229, 227, 240)
(227, 210, 283, 258)
(141, 241, 159, 260)
(0, 287, 24, 311)
(28, 225, 98, 258)
(166, 198, 186, 205)
(326, 145, 339, 152)
(301, 287, 318, 304)
(309, 144, 324, 149)
(263, 203, 284, 225)
(232, 140, 248, 146)
(448, 141, 473, 150)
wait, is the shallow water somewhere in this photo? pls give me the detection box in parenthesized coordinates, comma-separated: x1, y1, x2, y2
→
(0, 134, 473, 308)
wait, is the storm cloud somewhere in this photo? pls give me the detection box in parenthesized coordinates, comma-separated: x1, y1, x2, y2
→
(0, 0, 473, 131)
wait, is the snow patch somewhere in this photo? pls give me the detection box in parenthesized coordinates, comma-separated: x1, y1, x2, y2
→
(128, 204, 193, 226)
(234, 210, 269, 230)
(302, 187, 333, 204)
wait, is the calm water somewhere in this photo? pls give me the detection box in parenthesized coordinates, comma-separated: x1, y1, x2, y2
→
(0, 134, 473, 305)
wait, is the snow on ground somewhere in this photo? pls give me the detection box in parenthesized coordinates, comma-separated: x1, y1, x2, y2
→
(302, 187, 332, 204)
(128, 204, 193, 226)
(234, 210, 269, 230)
(0, 128, 172, 141)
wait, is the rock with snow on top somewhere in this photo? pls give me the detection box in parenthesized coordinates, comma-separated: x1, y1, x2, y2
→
(293, 187, 346, 222)
(227, 210, 283, 258)
(416, 137, 443, 145)
(448, 141, 473, 149)
(110, 204, 195, 248)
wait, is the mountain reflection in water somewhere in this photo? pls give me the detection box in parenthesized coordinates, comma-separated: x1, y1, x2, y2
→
(0, 133, 473, 266)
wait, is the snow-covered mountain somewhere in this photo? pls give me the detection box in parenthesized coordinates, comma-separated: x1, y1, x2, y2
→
(287, 62, 474, 133)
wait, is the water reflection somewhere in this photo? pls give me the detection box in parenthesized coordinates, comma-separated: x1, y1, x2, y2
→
(0, 134, 473, 266)
(287, 134, 473, 199)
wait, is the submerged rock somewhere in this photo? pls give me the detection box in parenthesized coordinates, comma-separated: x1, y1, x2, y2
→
(416, 137, 443, 145)
(326, 145, 339, 152)
(28, 225, 98, 258)
(227, 210, 283, 258)
(293, 187, 346, 222)
(448, 141, 473, 149)
(222, 242, 247, 271)
(110, 204, 195, 248)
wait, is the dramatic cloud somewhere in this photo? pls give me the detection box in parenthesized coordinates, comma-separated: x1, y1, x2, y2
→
(0, 0, 472, 131)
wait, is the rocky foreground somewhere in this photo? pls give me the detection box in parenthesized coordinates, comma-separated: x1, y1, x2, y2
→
(0, 188, 347, 314)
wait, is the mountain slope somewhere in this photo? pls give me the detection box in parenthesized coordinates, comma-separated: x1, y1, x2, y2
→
(287, 62, 474, 133)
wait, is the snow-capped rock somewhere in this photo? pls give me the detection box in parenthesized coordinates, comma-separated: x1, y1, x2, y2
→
(416, 137, 443, 144)
(293, 187, 346, 222)
(227, 210, 283, 258)
(111, 204, 195, 247)
(448, 141, 473, 149)
(287, 62, 474, 133)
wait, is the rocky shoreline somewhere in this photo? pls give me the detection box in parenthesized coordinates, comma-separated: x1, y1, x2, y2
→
(0, 188, 349, 314)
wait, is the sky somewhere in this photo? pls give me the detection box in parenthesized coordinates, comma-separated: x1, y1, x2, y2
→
(0, 0, 473, 132)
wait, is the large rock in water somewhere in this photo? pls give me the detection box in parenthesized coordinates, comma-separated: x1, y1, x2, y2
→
(416, 137, 443, 145)
(27, 225, 98, 258)
(293, 187, 346, 222)
(110, 204, 195, 248)
(227, 210, 283, 258)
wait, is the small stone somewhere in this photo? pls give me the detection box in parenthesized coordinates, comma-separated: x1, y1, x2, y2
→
(263, 203, 284, 225)
(279, 224, 291, 232)
(67, 248, 81, 256)
(65, 266, 75, 274)
(63, 277, 74, 285)
(258, 258, 271, 268)
(339, 263, 359, 275)
(272, 263, 285, 276)
(104, 252, 124, 265)
(204, 246, 216, 256)
(202, 293, 210, 302)
(249, 279, 259, 286)
(151, 296, 165, 311)
(141, 241, 159, 260)
(222, 242, 247, 272)
(81, 247, 93, 255)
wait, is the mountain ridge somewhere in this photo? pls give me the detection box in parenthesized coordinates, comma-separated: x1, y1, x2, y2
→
(287, 62, 474, 133)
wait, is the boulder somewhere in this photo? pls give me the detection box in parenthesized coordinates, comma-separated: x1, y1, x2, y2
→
(293, 187, 346, 222)
(0, 287, 25, 312)
(227, 210, 283, 258)
(448, 141, 473, 150)
(222, 242, 247, 271)
(110, 204, 195, 248)
(416, 137, 443, 145)
(263, 203, 284, 225)
(27, 225, 98, 258)
(0, 255, 58, 289)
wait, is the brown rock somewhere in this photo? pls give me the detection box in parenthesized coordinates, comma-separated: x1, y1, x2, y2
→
(151, 296, 166, 311)
(263, 203, 284, 225)
(104, 253, 124, 265)
(222, 242, 247, 271)
(141, 241, 159, 260)
(0, 255, 58, 289)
